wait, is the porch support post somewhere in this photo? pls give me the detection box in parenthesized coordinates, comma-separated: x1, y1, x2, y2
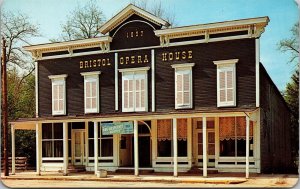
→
(246, 116, 250, 178)
(63, 122, 68, 176)
(36, 123, 41, 175)
(173, 118, 178, 177)
(202, 116, 207, 177)
(94, 121, 98, 175)
(134, 120, 139, 176)
(11, 125, 15, 175)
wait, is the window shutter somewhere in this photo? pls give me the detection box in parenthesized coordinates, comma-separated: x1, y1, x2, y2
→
(135, 79, 140, 108)
(124, 80, 129, 109)
(140, 78, 145, 109)
(91, 81, 97, 109)
(128, 80, 134, 109)
(219, 71, 226, 103)
(121, 70, 148, 112)
(183, 73, 190, 105)
(226, 70, 233, 102)
(217, 65, 236, 107)
(82, 73, 99, 114)
(176, 74, 183, 105)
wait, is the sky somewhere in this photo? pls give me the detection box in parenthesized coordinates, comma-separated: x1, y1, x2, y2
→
(2, 0, 299, 91)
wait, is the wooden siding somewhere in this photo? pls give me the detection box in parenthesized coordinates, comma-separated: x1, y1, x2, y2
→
(110, 14, 160, 50)
(259, 63, 293, 173)
(38, 38, 256, 117)
(38, 53, 115, 117)
(155, 38, 256, 112)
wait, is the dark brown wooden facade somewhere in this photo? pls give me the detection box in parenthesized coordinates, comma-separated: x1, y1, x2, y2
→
(16, 4, 294, 175)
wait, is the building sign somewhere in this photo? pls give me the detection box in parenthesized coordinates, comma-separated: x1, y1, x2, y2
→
(119, 54, 149, 65)
(161, 50, 193, 62)
(79, 58, 112, 69)
(101, 122, 134, 135)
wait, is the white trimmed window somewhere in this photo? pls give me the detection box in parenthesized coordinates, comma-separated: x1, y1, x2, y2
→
(171, 63, 195, 109)
(48, 74, 67, 115)
(213, 59, 238, 107)
(119, 67, 150, 112)
(81, 71, 101, 113)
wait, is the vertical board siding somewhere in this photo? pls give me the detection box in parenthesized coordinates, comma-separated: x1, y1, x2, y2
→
(259, 64, 293, 173)
(38, 39, 256, 117)
(38, 54, 115, 117)
(155, 38, 256, 112)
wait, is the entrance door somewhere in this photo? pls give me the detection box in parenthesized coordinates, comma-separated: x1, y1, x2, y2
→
(72, 130, 85, 165)
(193, 118, 215, 168)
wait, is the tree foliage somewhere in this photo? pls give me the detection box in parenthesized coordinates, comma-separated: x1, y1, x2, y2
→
(1, 11, 38, 167)
(279, 23, 299, 159)
(54, 0, 106, 41)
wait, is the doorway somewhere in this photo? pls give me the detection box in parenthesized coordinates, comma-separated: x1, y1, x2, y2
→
(119, 121, 151, 168)
(193, 118, 216, 168)
(72, 129, 86, 165)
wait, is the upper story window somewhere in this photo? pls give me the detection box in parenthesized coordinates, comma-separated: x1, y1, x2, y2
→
(171, 63, 195, 109)
(213, 59, 238, 107)
(48, 74, 67, 115)
(119, 67, 150, 112)
(81, 71, 101, 114)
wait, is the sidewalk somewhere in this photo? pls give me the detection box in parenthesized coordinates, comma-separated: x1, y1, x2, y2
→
(1, 171, 247, 184)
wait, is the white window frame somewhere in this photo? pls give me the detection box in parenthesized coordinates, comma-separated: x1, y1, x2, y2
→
(213, 59, 238, 107)
(48, 74, 68, 115)
(171, 63, 195, 109)
(119, 67, 150, 112)
(81, 71, 101, 114)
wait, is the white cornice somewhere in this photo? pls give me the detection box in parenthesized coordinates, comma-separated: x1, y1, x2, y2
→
(155, 16, 269, 38)
(23, 36, 112, 58)
(99, 4, 170, 34)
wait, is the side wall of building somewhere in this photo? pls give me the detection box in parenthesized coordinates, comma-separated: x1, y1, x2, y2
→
(259, 63, 293, 173)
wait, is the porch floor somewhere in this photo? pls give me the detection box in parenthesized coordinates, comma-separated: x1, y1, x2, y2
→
(1, 170, 259, 184)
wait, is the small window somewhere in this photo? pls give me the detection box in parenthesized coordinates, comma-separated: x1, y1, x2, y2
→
(81, 71, 101, 113)
(213, 59, 238, 107)
(119, 67, 149, 112)
(171, 63, 195, 109)
(48, 74, 67, 115)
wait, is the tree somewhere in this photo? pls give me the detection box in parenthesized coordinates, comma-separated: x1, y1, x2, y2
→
(278, 23, 299, 164)
(54, 0, 106, 41)
(1, 10, 39, 167)
(2, 10, 40, 75)
(131, 0, 176, 26)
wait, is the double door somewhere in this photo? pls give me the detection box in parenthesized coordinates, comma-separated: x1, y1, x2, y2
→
(72, 130, 86, 165)
(193, 119, 216, 168)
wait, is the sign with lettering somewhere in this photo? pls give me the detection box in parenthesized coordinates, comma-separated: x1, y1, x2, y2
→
(119, 54, 149, 65)
(79, 58, 112, 69)
(161, 50, 193, 62)
(101, 122, 134, 135)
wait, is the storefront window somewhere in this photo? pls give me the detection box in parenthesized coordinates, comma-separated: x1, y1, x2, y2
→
(99, 123, 113, 157)
(219, 116, 253, 157)
(42, 123, 63, 157)
(157, 119, 188, 157)
(177, 119, 187, 157)
(157, 119, 172, 157)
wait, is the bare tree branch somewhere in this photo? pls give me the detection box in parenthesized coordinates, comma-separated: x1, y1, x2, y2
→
(55, 0, 105, 41)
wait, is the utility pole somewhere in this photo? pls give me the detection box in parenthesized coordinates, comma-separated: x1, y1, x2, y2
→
(1, 37, 9, 176)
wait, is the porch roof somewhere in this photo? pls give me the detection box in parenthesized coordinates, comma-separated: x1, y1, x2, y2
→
(10, 108, 258, 125)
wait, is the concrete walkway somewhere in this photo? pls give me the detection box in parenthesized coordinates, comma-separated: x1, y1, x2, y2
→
(1, 172, 299, 188)
(1, 171, 247, 184)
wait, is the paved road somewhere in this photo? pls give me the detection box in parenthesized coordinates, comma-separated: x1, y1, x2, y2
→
(1, 177, 299, 188)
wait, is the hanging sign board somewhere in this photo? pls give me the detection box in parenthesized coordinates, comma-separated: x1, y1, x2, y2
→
(101, 122, 134, 135)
